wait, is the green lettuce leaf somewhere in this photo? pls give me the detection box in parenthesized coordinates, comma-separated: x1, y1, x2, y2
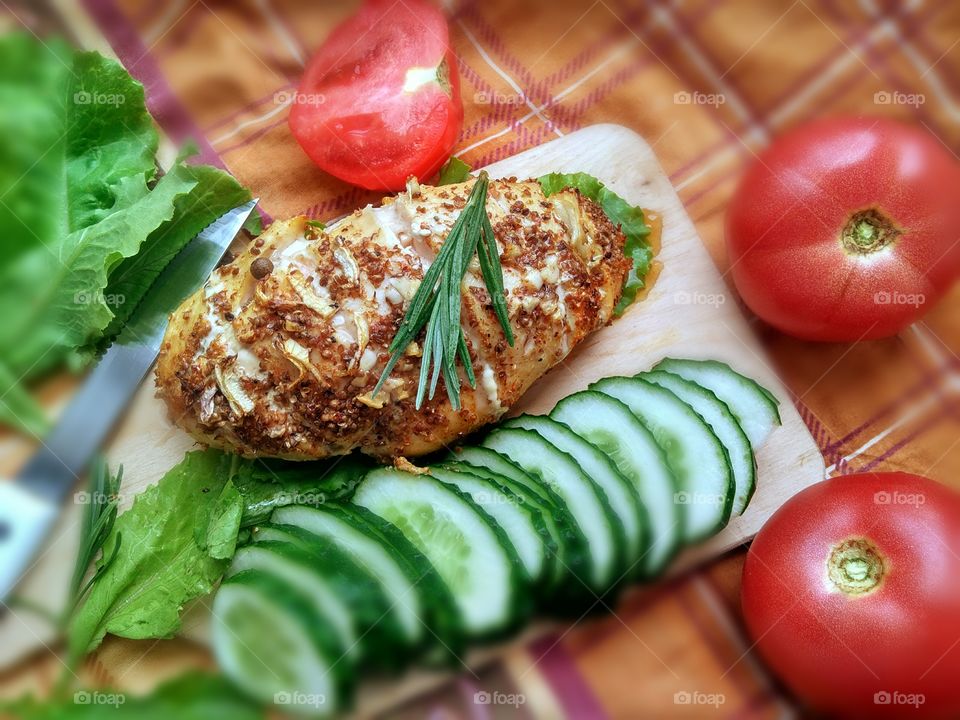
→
(97, 162, 253, 348)
(537, 172, 652, 316)
(68, 448, 371, 656)
(2, 672, 264, 720)
(0, 35, 254, 435)
(68, 451, 234, 658)
(437, 156, 472, 185)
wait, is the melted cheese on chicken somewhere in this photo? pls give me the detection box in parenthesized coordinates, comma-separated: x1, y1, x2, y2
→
(156, 178, 633, 459)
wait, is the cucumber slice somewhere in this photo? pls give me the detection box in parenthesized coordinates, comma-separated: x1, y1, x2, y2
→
(642, 370, 756, 515)
(246, 532, 406, 672)
(352, 468, 531, 639)
(440, 459, 566, 592)
(212, 570, 351, 717)
(591, 377, 734, 542)
(226, 543, 359, 663)
(269, 504, 428, 650)
(482, 427, 623, 592)
(428, 466, 549, 585)
(653, 358, 781, 446)
(551, 391, 681, 577)
(504, 414, 647, 574)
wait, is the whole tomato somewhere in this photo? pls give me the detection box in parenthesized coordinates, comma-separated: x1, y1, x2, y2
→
(289, 0, 463, 191)
(726, 117, 960, 341)
(742, 472, 960, 718)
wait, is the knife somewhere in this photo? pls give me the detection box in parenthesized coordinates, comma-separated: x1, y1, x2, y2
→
(0, 199, 258, 605)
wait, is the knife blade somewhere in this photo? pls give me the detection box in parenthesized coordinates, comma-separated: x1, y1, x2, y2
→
(0, 199, 258, 604)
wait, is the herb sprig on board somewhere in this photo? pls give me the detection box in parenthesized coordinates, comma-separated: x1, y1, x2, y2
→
(373, 171, 513, 410)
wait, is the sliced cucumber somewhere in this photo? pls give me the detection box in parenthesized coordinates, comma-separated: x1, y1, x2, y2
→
(212, 570, 351, 716)
(352, 468, 531, 639)
(653, 358, 781, 446)
(642, 370, 756, 515)
(246, 532, 405, 672)
(551, 391, 681, 577)
(428, 465, 549, 585)
(269, 504, 430, 652)
(504, 414, 647, 574)
(226, 542, 359, 663)
(591, 377, 734, 542)
(440, 458, 567, 592)
(482, 427, 623, 593)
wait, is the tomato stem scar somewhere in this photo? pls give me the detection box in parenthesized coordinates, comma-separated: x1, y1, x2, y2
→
(827, 537, 886, 596)
(841, 208, 900, 255)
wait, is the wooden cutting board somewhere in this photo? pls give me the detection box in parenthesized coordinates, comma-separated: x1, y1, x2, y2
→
(0, 125, 825, 709)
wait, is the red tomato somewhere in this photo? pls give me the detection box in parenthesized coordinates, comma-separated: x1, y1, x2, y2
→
(742, 472, 960, 718)
(726, 118, 960, 341)
(289, 0, 463, 191)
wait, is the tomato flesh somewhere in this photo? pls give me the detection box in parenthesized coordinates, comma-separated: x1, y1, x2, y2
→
(742, 472, 960, 718)
(726, 118, 960, 341)
(289, 0, 463, 191)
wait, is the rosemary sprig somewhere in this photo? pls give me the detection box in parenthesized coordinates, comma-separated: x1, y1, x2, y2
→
(67, 457, 122, 616)
(373, 171, 513, 410)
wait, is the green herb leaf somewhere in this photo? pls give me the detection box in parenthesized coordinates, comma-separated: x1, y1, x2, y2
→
(3, 671, 264, 720)
(203, 480, 243, 561)
(95, 162, 254, 351)
(537, 172, 652, 316)
(68, 459, 122, 612)
(437, 156, 473, 185)
(68, 451, 234, 658)
(0, 35, 254, 434)
(374, 171, 511, 410)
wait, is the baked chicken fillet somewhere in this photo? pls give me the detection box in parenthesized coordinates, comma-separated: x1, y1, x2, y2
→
(156, 178, 632, 459)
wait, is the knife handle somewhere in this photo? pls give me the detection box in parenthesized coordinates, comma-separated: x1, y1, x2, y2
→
(0, 483, 60, 606)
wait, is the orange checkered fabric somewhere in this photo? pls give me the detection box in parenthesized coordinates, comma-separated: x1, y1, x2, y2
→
(8, 0, 960, 716)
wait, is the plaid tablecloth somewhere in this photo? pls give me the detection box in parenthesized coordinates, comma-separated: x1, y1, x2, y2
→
(7, 0, 960, 716)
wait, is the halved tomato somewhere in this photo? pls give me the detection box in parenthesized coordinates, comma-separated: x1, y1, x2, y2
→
(289, 0, 463, 191)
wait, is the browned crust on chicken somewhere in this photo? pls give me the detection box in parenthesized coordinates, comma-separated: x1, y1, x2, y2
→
(156, 178, 633, 459)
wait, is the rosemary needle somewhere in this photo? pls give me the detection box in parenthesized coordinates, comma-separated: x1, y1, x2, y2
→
(373, 171, 513, 410)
